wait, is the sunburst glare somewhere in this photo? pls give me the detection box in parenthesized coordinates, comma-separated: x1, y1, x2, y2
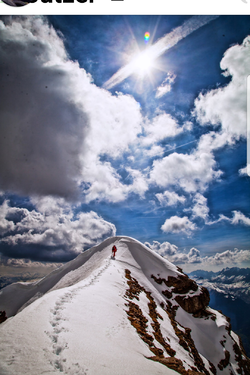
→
(130, 48, 155, 78)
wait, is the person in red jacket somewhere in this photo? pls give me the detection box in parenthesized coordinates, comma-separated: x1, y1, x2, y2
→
(112, 245, 117, 258)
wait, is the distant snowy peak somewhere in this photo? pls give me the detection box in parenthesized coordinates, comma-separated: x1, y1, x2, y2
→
(189, 268, 250, 304)
(0, 236, 250, 375)
(189, 267, 250, 282)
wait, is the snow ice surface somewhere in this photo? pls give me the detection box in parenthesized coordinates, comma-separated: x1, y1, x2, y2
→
(0, 236, 246, 375)
(0, 237, 178, 375)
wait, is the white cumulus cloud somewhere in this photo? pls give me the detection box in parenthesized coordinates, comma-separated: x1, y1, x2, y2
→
(146, 241, 201, 264)
(150, 150, 222, 193)
(191, 193, 209, 221)
(156, 191, 186, 207)
(141, 113, 184, 147)
(161, 215, 197, 235)
(194, 35, 250, 143)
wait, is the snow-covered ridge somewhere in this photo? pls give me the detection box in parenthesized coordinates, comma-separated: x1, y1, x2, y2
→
(0, 236, 249, 375)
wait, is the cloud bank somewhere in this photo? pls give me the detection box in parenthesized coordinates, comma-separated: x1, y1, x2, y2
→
(0, 17, 89, 199)
(146, 240, 250, 267)
(0, 198, 116, 262)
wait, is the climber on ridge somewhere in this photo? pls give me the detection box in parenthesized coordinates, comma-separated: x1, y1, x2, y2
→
(112, 245, 117, 259)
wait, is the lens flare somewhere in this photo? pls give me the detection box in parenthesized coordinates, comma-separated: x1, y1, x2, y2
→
(144, 32, 150, 43)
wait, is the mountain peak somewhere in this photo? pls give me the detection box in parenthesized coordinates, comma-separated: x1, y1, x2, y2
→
(0, 236, 249, 374)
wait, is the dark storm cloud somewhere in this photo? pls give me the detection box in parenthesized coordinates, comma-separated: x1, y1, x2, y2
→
(0, 17, 90, 199)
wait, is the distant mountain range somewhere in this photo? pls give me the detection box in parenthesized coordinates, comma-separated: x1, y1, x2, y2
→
(188, 267, 250, 357)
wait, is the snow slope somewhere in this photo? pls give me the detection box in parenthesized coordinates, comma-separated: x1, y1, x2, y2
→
(0, 236, 249, 375)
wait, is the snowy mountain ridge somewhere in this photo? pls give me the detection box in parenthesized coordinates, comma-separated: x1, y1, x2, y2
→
(0, 236, 249, 375)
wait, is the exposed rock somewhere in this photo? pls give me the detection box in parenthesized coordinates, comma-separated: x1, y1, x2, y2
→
(163, 301, 210, 375)
(126, 300, 154, 347)
(126, 269, 210, 375)
(149, 356, 204, 375)
(151, 273, 198, 294)
(164, 274, 198, 294)
(151, 272, 210, 315)
(146, 291, 176, 357)
(162, 289, 173, 299)
(125, 269, 176, 358)
(233, 341, 250, 375)
(125, 269, 144, 300)
(218, 350, 230, 370)
(126, 268, 250, 375)
(225, 316, 232, 334)
(209, 360, 217, 375)
(175, 287, 210, 314)
(0, 311, 7, 324)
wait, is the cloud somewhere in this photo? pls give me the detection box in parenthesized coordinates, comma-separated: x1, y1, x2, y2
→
(0, 17, 144, 204)
(0, 256, 62, 269)
(231, 210, 250, 226)
(194, 35, 250, 143)
(84, 89, 142, 160)
(197, 131, 235, 154)
(0, 200, 16, 235)
(146, 240, 250, 267)
(156, 191, 186, 207)
(150, 150, 222, 193)
(239, 166, 248, 176)
(146, 145, 165, 158)
(0, 197, 116, 262)
(104, 15, 218, 89)
(188, 247, 201, 263)
(207, 210, 250, 227)
(82, 161, 149, 204)
(145, 240, 178, 256)
(125, 168, 148, 198)
(203, 248, 250, 266)
(141, 113, 184, 147)
(0, 17, 90, 199)
(155, 73, 176, 99)
(191, 193, 209, 221)
(145, 240, 201, 264)
(161, 215, 197, 235)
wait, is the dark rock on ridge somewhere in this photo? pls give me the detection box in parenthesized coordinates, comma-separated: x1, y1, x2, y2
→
(175, 287, 210, 314)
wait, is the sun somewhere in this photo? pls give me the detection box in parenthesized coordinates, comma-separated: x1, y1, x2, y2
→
(130, 49, 155, 78)
(129, 48, 155, 79)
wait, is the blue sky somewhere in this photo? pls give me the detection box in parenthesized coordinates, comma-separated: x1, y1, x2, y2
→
(0, 15, 249, 273)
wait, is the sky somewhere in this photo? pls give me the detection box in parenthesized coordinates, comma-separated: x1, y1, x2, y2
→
(0, 15, 250, 275)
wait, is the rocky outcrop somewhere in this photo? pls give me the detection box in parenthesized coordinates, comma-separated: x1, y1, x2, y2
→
(151, 273, 198, 294)
(164, 274, 198, 294)
(151, 272, 210, 315)
(175, 287, 210, 314)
